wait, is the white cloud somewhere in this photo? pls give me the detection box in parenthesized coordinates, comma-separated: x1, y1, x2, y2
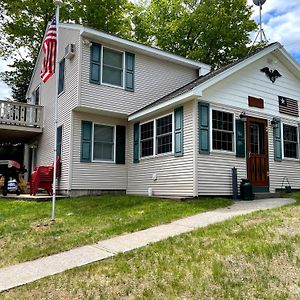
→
(248, 0, 300, 58)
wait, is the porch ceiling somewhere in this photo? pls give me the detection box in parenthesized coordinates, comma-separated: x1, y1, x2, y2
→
(0, 125, 42, 143)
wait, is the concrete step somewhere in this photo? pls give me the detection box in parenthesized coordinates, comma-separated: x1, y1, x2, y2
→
(254, 192, 281, 200)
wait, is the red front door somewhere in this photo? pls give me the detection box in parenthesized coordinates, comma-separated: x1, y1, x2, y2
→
(246, 117, 269, 191)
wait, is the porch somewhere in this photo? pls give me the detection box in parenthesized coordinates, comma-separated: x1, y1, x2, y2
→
(0, 100, 43, 142)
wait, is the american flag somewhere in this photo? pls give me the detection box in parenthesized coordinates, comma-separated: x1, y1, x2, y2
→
(278, 96, 299, 117)
(40, 16, 57, 83)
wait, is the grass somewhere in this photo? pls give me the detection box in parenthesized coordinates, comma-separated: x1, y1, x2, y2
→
(2, 194, 299, 299)
(0, 195, 231, 268)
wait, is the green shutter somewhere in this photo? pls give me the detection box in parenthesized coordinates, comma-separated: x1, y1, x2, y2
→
(90, 43, 101, 84)
(273, 120, 282, 161)
(116, 125, 126, 164)
(198, 102, 210, 154)
(81, 121, 92, 162)
(56, 126, 63, 158)
(299, 124, 300, 162)
(236, 119, 245, 158)
(125, 52, 135, 92)
(133, 123, 140, 163)
(174, 107, 183, 157)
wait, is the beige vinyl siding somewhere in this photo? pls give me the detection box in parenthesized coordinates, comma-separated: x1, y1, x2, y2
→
(71, 111, 128, 190)
(127, 101, 194, 197)
(201, 54, 300, 119)
(80, 42, 198, 115)
(28, 27, 81, 191)
(269, 123, 300, 192)
(197, 52, 300, 195)
(198, 106, 247, 196)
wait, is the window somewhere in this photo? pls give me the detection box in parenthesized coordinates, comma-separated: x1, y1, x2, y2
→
(140, 121, 154, 157)
(32, 86, 40, 105)
(102, 47, 123, 87)
(140, 114, 173, 158)
(93, 124, 115, 161)
(58, 59, 65, 95)
(90, 43, 135, 91)
(212, 110, 234, 151)
(156, 115, 172, 154)
(283, 124, 298, 158)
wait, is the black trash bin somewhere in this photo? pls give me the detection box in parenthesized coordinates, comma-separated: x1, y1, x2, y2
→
(240, 179, 254, 200)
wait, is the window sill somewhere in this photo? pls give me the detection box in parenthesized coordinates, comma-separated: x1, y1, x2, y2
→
(211, 150, 236, 156)
(58, 90, 65, 98)
(140, 152, 174, 161)
(101, 82, 124, 90)
(282, 157, 299, 162)
(91, 160, 115, 164)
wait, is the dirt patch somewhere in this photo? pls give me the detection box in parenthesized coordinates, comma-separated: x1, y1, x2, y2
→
(240, 216, 267, 227)
(30, 219, 60, 231)
(268, 252, 300, 298)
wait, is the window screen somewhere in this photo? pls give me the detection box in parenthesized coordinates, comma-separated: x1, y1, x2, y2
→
(93, 124, 114, 161)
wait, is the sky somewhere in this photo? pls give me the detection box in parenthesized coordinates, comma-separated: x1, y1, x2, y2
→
(0, 0, 300, 99)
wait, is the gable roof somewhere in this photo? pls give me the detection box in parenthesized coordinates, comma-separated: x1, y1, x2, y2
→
(67, 24, 210, 72)
(129, 42, 300, 121)
(26, 22, 211, 98)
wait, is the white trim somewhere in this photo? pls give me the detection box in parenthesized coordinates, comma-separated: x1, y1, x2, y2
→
(58, 58, 66, 97)
(192, 99, 198, 197)
(210, 107, 236, 155)
(100, 45, 125, 89)
(73, 24, 210, 70)
(68, 112, 74, 191)
(129, 91, 195, 121)
(139, 112, 174, 160)
(32, 85, 41, 105)
(194, 44, 281, 96)
(91, 122, 116, 163)
(282, 122, 299, 160)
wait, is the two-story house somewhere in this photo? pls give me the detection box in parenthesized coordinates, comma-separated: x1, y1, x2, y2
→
(22, 23, 300, 198)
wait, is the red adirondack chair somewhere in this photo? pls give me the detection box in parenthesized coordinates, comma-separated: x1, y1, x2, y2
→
(30, 156, 61, 196)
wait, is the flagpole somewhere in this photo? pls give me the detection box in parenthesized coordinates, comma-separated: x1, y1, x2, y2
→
(52, 0, 62, 222)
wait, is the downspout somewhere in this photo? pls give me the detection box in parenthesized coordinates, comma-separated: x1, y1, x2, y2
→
(193, 98, 198, 197)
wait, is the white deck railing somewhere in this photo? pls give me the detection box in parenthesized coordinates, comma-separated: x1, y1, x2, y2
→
(0, 100, 43, 128)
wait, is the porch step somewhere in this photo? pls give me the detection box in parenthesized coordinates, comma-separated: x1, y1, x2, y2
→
(254, 192, 281, 200)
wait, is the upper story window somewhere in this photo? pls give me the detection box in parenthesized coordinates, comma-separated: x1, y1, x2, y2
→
(283, 124, 298, 159)
(212, 110, 234, 151)
(93, 124, 115, 162)
(90, 43, 135, 91)
(140, 114, 173, 158)
(102, 48, 123, 87)
(58, 58, 65, 95)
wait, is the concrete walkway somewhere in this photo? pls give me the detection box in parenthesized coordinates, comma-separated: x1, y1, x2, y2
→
(0, 198, 294, 293)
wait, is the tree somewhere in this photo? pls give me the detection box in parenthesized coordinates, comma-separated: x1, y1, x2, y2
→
(0, 0, 132, 102)
(0, 0, 258, 102)
(133, 0, 257, 68)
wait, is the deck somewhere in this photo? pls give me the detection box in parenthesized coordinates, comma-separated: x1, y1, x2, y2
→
(0, 100, 43, 142)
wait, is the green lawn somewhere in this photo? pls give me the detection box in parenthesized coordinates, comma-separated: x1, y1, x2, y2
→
(2, 195, 299, 299)
(0, 195, 231, 268)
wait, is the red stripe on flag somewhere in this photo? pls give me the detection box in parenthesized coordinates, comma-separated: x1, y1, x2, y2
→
(41, 17, 57, 83)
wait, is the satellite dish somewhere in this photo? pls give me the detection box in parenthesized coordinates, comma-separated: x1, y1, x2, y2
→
(253, 0, 266, 6)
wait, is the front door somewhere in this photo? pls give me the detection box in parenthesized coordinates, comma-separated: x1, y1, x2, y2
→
(246, 117, 269, 192)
